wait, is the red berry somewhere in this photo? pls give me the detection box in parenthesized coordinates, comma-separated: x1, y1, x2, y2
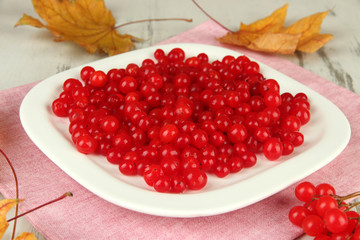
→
(316, 195, 338, 217)
(214, 163, 230, 178)
(153, 176, 171, 193)
(119, 76, 138, 94)
(184, 169, 207, 190)
(143, 164, 164, 187)
(227, 124, 247, 143)
(315, 183, 336, 196)
(314, 235, 331, 240)
(90, 70, 108, 87)
(191, 129, 209, 149)
(171, 176, 186, 193)
(229, 156, 244, 173)
(282, 115, 301, 132)
(100, 115, 119, 133)
(263, 137, 283, 160)
(295, 182, 316, 202)
(302, 215, 325, 237)
(161, 157, 181, 177)
(63, 78, 82, 92)
(159, 124, 179, 143)
(76, 134, 97, 154)
(106, 148, 123, 164)
(52, 98, 71, 117)
(323, 208, 348, 233)
(240, 151, 257, 168)
(289, 206, 310, 227)
(80, 66, 95, 82)
(263, 91, 281, 108)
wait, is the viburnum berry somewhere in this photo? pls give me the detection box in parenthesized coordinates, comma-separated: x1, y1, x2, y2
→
(90, 70, 108, 87)
(80, 66, 95, 82)
(288, 206, 310, 227)
(153, 176, 171, 193)
(227, 124, 247, 143)
(75, 134, 97, 154)
(52, 98, 71, 117)
(295, 181, 316, 202)
(184, 168, 207, 190)
(323, 208, 348, 233)
(302, 215, 325, 237)
(52, 47, 312, 193)
(315, 183, 336, 196)
(159, 124, 179, 143)
(289, 181, 360, 239)
(143, 164, 164, 187)
(63, 78, 82, 92)
(316, 195, 338, 217)
(263, 137, 283, 160)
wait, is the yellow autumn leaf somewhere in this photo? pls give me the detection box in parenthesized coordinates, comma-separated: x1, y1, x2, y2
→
(240, 4, 288, 33)
(16, 14, 45, 28)
(15, 0, 138, 55)
(0, 199, 22, 239)
(14, 232, 38, 240)
(217, 4, 332, 54)
(218, 4, 288, 49)
(296, 33, 334, 53)
(283, 11, 333, 53)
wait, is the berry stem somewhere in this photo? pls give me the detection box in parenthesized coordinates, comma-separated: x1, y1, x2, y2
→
(0, 148, 19, 239)
(114, 18, 193, 29)
(7, 192, 73, 222)
(333, 191, 360, 202)
(191, 0, 233, 32)
(346, 200, 360, 211)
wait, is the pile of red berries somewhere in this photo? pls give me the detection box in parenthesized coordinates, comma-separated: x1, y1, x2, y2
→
(289, 181, 360, 239)
(51, 47, 311, 193)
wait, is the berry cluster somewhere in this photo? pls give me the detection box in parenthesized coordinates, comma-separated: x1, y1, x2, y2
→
(51, 47, 310, 193)
(289, 181, 360, 239)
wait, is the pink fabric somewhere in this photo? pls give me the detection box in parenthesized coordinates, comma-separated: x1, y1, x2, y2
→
(1, 20, 360, 240)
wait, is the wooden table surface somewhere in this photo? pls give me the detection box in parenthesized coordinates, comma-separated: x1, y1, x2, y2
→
(1, 0, 359, 239)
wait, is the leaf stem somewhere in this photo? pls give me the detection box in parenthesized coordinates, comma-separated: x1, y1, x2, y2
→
(191, 0, 233, 32)
(0, 148, 19, 239)
(7, 192, 73, 222)
(114, 18, 193, 29)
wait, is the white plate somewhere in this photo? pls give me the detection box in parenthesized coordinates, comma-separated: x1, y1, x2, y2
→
(19, 43, 351, 217)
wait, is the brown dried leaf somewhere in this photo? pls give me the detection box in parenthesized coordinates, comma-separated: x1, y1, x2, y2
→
(248, 32, 301, 54)
(218, 4, 332, 54)
(217, 31, 260, 48)
(15, 0, 138, 55)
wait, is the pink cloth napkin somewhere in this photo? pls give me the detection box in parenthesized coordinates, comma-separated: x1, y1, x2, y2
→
(1, 20, 360, 240)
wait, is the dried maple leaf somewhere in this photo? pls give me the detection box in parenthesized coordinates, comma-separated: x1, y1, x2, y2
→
(14, 232, 38, 240)
(217, 3, 332, 54)
(283, 11, 333, 53)
(239, 4, 288, 33)
(218, 4, 289, 52)
(0, 199, 22, 239)
(247, 32, 301, 54)
(15, 0, 139, 55)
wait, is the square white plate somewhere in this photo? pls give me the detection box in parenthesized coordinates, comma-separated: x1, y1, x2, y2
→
(19, 43, 351, 217)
